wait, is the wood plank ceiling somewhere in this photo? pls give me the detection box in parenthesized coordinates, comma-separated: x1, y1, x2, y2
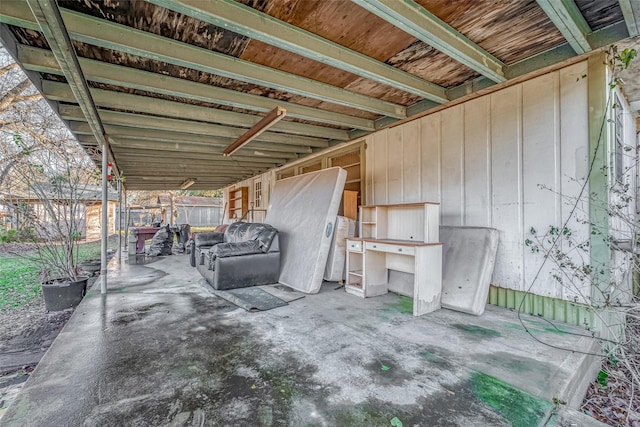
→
(0, 0, 635, 190)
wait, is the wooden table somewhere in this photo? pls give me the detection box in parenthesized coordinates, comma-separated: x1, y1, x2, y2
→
(130, 226, 161, 254)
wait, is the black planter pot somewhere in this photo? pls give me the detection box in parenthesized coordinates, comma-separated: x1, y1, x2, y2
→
(79, 259, 101, 276)
(41, 277, 88, 312)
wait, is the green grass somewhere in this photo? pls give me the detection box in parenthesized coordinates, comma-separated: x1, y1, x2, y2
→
(0, 239, 116, 311)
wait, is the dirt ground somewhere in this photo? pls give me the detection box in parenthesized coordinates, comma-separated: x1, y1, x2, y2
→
(0, 296, 75, 418)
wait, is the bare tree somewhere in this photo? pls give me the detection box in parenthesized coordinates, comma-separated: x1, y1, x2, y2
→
(0, 44, 71, 191)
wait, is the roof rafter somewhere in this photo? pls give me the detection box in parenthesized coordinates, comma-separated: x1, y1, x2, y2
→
(18, 44, 384, 128)
(67, 121, 315, 155)
(536, 0, 592, 54)
(60, 105, 329, 152)
(0, 1, 406, 119)
(112, 148, 286, 165)
(351, 0, 506, 83)
(148, 0, 448, 103)
(619, 0, 640, 36)
(42, 80, 347, 143)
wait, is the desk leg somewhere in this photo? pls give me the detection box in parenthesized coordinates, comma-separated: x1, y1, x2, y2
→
(136, 236, 145, 254)
(414, 245, 442, 316)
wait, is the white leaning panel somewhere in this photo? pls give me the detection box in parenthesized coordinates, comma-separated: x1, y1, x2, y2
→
(265, 167, 347, 294)
(324, 216, 356, 281)
(440, 226, 500, 316)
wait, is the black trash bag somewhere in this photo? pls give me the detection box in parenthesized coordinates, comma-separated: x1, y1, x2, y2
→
(173, 224, 191, 254)
(147, 225, 174, 256)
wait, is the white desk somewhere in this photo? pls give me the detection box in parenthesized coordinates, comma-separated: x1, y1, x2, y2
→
(345, 237, 442, 316)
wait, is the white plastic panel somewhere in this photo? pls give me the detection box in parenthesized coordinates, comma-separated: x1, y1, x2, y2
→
(440, 226, 499, 315)
(264, 167, 347, 294)
(324, 216, 356, 281)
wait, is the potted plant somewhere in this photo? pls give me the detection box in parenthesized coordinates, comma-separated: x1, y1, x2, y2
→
(6, 135, 101, 311)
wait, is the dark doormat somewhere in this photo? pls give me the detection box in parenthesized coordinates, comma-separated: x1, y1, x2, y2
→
(259, 284, 306, 303)
(211, 287, 288, 312)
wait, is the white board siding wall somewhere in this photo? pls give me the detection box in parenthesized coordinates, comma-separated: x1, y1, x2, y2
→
(365, 62, 591, 301)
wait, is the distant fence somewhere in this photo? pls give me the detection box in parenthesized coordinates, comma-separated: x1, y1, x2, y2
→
(116, 204, 222, 229)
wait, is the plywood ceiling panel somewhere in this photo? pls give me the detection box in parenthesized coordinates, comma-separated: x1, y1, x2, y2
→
(241, 0, 417, 62)
(576, 0, 625, 31)
(57, 0, 249, 56)
(414, 0, 567, 64)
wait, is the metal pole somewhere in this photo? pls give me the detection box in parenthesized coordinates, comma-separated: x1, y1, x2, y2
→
(117, 180, 122, 263)
(100, 139, 108, 294)
(124, 189, 129, 252)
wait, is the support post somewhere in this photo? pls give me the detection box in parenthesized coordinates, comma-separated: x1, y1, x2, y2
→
(587, 52, 611, 306)
(117, 179, 122, 263)
(124, 189, 129, 252)
(101, 136, 108, 294)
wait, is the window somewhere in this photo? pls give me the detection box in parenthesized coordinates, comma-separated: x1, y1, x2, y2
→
(254, 180, 262, 208)
(614, 94, 624, 182)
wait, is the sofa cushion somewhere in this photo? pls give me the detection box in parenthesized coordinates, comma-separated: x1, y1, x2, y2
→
(211, 240, 263, 258)
(223, 222, 278, 250)
(223, 222, 247, 243)
(194, 231, 224, 248)
(255, 227, 278, 252)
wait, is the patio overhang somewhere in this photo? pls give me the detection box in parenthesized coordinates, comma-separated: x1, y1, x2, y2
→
(0, 0, 638, 191)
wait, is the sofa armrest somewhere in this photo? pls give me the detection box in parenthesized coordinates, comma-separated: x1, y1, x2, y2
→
(194, 232, 224, 248)
(210, 241, 263, 258)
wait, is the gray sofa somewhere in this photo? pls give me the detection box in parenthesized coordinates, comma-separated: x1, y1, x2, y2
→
(189, 222, 281, 290)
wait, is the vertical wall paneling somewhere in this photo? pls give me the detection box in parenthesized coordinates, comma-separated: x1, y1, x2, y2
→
(402, 121, 422, 203)
(440, 105, 465, 226)
(420, 114, 441, 202)
(490, 85, 524, 291)
(522, 72, 562, 298)
(463, 97, 491, 226)
(372, 130, 389, 205)
(387, 127, 403, 203)
(587, 53, 611, 306)
(559, 62, 591, 303)
(365, 136, 374, 205)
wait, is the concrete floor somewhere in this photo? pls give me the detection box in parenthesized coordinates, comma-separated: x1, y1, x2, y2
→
(0, 253, 603, 427)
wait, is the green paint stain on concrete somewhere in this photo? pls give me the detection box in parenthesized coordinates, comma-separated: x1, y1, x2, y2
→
(386, 295, 413, 315)
(471, 372, 552, 427)
(453, 324, 501, 338)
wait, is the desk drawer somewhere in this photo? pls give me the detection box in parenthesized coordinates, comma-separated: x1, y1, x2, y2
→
(346, 240, 362, 252)
(364, 241, 415, 255)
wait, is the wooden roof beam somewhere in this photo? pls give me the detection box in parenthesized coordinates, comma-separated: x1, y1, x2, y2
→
(108, 156, 277, 170)
(619, 0, 640, 37)
(149, 0, 447, 104)
(18, 45, 377, 129)
(352, 0, 506, 83)
(117, 170, 262, 180)
(112, 149, 286, 165)
(0, 2, 404, 119)
(53, 88, 348, 142)
(69, 122, 302, 159)
(64, 112, 321, 152)
(536, 0, 592, 54)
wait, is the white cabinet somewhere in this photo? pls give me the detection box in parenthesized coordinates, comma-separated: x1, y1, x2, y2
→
(358, 202, 439, 243)
(345, 202, 442, 316)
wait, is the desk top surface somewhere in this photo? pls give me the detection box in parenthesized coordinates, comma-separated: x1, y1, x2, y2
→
(347, 237, 442, 247)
